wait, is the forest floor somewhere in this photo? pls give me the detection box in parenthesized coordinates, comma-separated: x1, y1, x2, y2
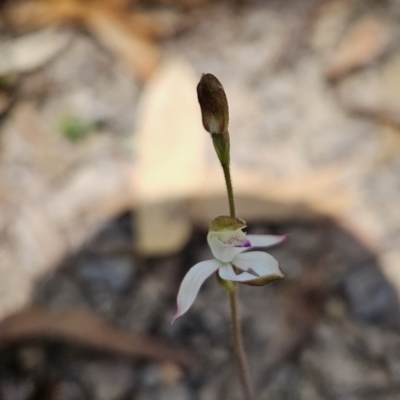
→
(1, 0, 400, 399)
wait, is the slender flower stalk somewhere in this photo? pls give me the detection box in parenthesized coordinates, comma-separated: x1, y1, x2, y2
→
(230, 288, 253, 400)
(222, 163, 235, 219)
(216, 132, 253, 400)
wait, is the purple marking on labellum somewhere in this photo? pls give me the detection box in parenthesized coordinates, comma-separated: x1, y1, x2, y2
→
(235, 240, 251, 248)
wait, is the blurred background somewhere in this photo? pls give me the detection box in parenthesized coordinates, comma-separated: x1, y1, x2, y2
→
(1, 0, 400, 399)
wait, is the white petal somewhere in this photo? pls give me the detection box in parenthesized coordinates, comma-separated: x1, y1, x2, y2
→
(233, 251, 283, 277)
(219, 263, 263, 282)
(172, 259, 221, 323)
(207, 237, 249, 263)
(247, 234, 287, 248)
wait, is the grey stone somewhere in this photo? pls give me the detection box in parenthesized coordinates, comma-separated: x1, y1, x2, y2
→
(77, 257, 134, 292)
(343, 263, 400, 324)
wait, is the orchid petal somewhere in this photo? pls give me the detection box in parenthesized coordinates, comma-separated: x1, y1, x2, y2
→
(172, 259, 221, 323)
(247, 234, 287, 248)
(233, 251, 283, 277)
(218, 263, 262, 282)
(207, 237, 249, 263)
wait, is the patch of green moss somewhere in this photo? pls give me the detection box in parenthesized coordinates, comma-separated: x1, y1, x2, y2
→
(59, 115, 92, 142)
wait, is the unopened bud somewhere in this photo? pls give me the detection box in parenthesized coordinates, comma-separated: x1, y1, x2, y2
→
(197, 73, 229, 135)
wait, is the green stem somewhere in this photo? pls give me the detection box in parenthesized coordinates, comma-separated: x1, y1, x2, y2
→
(221, 163, 236, 218)
(220, 161, 253, 400)
(229, 289, 254, 400)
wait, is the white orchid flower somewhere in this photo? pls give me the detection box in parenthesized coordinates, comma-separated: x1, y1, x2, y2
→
(172, 216, 286, 323)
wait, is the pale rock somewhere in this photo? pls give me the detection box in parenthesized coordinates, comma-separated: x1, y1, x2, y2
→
(311, 0, 355, 55)
(134, 59, 206, 255)
(338, 53, 400, 125)
(0, 27, 73, 75)
(325, 16, 396, 80)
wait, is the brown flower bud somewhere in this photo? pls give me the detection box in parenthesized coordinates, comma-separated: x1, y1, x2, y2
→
(196, 73, 229, 135)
